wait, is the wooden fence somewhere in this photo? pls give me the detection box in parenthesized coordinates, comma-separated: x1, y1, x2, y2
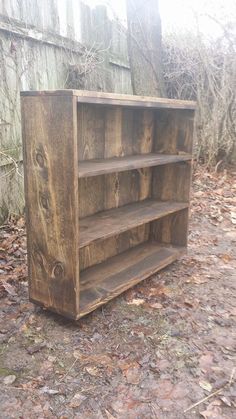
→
(0, 0, 131, 222)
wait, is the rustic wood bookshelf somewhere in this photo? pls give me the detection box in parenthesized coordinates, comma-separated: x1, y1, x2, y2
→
(21, 90, 195, 320)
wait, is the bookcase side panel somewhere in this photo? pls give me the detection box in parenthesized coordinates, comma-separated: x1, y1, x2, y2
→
(21, 95, 79, 319)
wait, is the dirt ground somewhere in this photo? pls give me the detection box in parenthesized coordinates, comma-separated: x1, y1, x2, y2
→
(0, 165, 236, 419)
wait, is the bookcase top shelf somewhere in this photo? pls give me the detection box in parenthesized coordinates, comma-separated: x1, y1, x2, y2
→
(21, 89, 196, 110)
(79, 153, 192, 178)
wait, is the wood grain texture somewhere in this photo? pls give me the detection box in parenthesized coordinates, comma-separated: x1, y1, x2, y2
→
(79, 200, 188, 248)
(154, 109, 195, 154)
(80, 224, 149, 270)
(152, 162, 192, 202)
(104, 107, 123, 158)
(77, 104, 105, 160)
(79, 169, 151, 218)
(78, 105, 155, 161)
(150, 209, 189, 247)
(21, 90, 196, 110)
(78, 153, 192, 178)
(79, 243, 185, 318)
(21, 89, 195, 320)
(21, 94, 79, 319)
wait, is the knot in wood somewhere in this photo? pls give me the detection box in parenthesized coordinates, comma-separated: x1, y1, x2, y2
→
(52, 262, 64, 280)
(36, 152, 45, 168)
(39, 192, 49, 210)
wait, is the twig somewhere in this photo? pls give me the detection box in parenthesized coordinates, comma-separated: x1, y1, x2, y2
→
(184, 368, 235, 413)
(58, 357, 79, 382)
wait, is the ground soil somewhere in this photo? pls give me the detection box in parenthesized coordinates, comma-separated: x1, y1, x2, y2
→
(0, 166, 236, 419)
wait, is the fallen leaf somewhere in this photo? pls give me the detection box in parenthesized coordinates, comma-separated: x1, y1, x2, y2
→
(199, 353, 214, 373)
(219, 254, 232, 263)
(155, 359, 170, 371)
(155, 379, 173, 399)
(40, 386, 59, 395)
(220, 395, 231, 407)
(199, 381, 212, 392)
(69, 393, 87, 408)
(138, 284, 170, 297)
(230, 211, 236, 224)
(200, 400, 222, 418)
(229, 307, 236, 316)
(148, 302, 163, 309)
(171, 382, 189, 399)
(111, 400, 126, 414)
(149, 286, 171, 297)
(105, 409, 116, 419)
(124, 366, 140, 385)
(73, 351, 112, 365)
(190, 275, 208, 285)
(85, 366, 100, 377)
(3, 375, 16, 385)
(1, 282, 17, 296)
(27, 342, 46, 355)
(126, 298, 145, 306)
(184, 299, 199, 308)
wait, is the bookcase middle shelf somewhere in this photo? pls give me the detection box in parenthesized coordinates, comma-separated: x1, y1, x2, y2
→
(79, 199, 188, 248)
(78, 153, 192, 178)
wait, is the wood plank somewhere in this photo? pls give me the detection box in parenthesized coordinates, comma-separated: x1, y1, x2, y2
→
(21, 94, 80, 320)
(104, 107, 123, 158)
(79, 242, 185, 318)
(151, 208, 189, 247)
(78, 153, 192, 178)
(79, 200, 188, 248)
(77, 104, 105, 160)
(80, 224, 149, 270)
(154, 109, 195, 155)
(152, 162, 192, 202)
(79, 169, 147, 218)
(77, 94, 196, 110)
(21, 90, 196, 110)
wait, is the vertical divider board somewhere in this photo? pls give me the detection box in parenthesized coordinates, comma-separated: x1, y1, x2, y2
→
(21, 90, 196, 320)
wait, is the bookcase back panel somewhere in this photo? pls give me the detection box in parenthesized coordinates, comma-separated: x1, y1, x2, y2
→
(80, 207, 189, 271)
(80, 224, 150, 270)
(79, 168, 152, 218)
(77, 105, 155, 160)
(152, 162, 192, 202)
(150, 209, 189, 247)
(154, 109, 194, 154)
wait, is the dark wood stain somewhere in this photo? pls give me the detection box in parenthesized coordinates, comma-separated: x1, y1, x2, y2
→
(21, 89, 195, 320)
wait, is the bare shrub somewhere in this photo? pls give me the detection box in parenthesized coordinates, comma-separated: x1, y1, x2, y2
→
(163, 28, 236, 166)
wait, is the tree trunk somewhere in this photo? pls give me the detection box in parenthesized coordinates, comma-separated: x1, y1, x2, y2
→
(126, 0, 166, 97)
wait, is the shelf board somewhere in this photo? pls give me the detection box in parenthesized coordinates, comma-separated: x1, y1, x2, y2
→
(79, 199, 188, 248)
(21, 90, 196, 110)
(79, 242, 185, 317)
(78, 153, 192, 178)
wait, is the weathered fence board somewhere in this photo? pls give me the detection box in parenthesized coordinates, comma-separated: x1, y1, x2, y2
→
(0, 0, 131, 222)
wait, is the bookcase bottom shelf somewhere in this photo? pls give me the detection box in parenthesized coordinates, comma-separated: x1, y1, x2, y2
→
(79, 242, 185, 318)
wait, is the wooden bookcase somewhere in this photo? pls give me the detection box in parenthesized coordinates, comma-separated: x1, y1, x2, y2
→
(21, 90, 195, 320)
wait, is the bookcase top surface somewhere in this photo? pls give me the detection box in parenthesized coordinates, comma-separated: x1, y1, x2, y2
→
(20, 89, 196, 110)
